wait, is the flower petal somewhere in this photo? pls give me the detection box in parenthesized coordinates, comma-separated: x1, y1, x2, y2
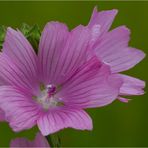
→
(2, 27, 39, 94)
(37, 107, 92, 135)
(119, 74, 145, 96)
(0, 77, 7, 86)
(38, 22, 91, 85)
(107, 47, 145, 73)
(0, 53, 39, 94)
(57, 57, 123, 108)
(88, 7, 118, 36)
(10, 138, 31, 147)
(0, 86, 41, 132)
(10, 132, 50, 147)
(118, 97, 131, 103)
(33, 132, 50, 147)
(93, 26, 145, 72)
(0, 109, 5, 121)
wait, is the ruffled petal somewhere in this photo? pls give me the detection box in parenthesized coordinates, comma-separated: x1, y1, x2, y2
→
(93, 26, 145, 72)
(37, 107, 92, 135)
(57, 57, 123, 108)
(2, 27, 39, 94)
(38, 22, 91, 85)
(119, 74, 145, 96)
(0, 86, 41, 132)
(88, 7, 118, 36)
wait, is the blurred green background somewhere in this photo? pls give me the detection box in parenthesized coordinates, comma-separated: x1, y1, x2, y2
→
(0, 1, 147, 147)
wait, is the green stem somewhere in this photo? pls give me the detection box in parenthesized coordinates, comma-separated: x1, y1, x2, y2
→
(46, 133, 61, 148)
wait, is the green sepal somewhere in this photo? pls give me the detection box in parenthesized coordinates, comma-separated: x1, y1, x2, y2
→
(20, 23, 30, 36)
(20, 23, 41, 53)
(0, 23, 41, 52)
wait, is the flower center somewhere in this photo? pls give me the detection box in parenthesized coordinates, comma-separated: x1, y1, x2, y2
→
(47, 84, 56, 96)
(33, 84, 63, 110)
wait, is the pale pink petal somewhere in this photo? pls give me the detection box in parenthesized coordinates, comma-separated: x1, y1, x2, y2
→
(10, 132, 50, 147)
(108, 47, 145, 73)
(88, 7, 118, 36)
(94, 26, 130, 53)
(93, 26, 145, 72)
(0, 109, 5, 121)
(0, 53, 39, 94)
(37, 107, 92, 135)
(33, 132, 50, 147)
(57, 57, 123, 108)
(10, 138, 31, 147)
(118, 97, 131, 103)
(38, 22, 90, 85)
(119, 74, 145, 96)
(88, 24, 101, 49)
(2, 27, 39, 94)
(0, 86, 41, 132)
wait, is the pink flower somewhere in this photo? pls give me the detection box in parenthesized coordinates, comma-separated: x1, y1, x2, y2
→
(10, 132, 50, 147)
(0, 23, 122, 135)
(87, 7, 145, 102)
(0, 7, 145, 136)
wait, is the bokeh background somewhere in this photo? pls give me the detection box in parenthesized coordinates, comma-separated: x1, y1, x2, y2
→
(0, 1, 147, 147)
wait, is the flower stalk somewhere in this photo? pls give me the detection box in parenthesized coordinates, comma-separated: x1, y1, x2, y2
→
(46, 133, 61, 148)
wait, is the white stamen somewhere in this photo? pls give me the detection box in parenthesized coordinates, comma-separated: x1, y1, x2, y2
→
(35, 85, 62, 110)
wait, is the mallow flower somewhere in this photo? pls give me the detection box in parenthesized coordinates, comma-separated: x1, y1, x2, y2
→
(0, 23, 122, 135)
(10, 132, 50, 147)
(87, 7, 145, 102)
(0, 7, 145, 136)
